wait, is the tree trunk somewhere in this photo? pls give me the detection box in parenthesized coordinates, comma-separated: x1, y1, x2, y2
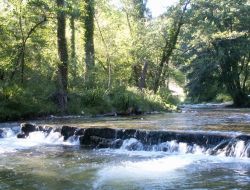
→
(70, 15, 77, 78)
(231, 90, 248, 107)
(20, 45, 25, 83)
(132, 64, 141, 87)
(139, 60, 148, 89)
(0, 69, 4, 81)
(56, 0, 68, 113)
(84, 0, 95, 87)
(19, 5, 25, 84)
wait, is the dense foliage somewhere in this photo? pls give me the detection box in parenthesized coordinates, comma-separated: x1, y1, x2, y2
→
(0, 0, 184, 121)
(179, 0, 250, 105)
(0, 0, 249, 121)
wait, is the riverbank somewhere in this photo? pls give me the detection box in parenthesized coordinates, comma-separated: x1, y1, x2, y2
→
(0, 87, 178, 122)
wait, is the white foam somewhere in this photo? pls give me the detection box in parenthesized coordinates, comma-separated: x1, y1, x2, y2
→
(93, 155, 195, 189)
(120, 138, 143, 150)
(225, 140, 250, 158)
(1, 128, 17, 138)
(0, 129, 79, 154)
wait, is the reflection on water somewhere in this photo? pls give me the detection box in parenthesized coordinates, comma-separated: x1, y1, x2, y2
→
(1, 106, 250, 133)
(0, 104, 250, 190)
(21, 106, 250, 133)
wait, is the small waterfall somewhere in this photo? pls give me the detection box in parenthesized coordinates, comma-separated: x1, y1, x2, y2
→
(0, 127, 19, 138)
(118, 138, 250, 158)
(26, 130, 79, 146)
(151, 141, 204, 154)
(74, 126, 250, 158)
(120, 138, 144, 151)
(219, 140, 250, 158)
(119, 139, 207, 154)
(1, 124, 249, 158)
(0, 126, 79, 154)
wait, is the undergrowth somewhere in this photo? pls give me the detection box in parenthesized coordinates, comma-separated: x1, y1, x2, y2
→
(0, 85, 178, 121)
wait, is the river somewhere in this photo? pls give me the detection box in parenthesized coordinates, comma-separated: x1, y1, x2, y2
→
(0, 104, 250, 189)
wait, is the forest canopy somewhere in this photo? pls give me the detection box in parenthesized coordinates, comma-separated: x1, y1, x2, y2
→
(0, 0, 249, 121)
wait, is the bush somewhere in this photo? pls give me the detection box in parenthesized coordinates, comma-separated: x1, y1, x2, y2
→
(158, 87, 181, 105)
(0, 84, 178, 121)
(0, 84, 56, 121)
(107, 86, 176, 113)
(68, 88, 112, 115)
(215, 93, 232, 103)
(68, 86, 177, 116)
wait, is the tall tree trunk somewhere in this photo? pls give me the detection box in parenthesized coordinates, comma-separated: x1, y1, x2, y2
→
(56, 0, 68, 112)
(84, 0, 95, 87)
(70, 15, 77, 78)
(19, 5, 25, 83)
(20, 45, 25, 83)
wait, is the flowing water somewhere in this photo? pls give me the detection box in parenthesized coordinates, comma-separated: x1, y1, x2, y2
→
(0, 104, 250, 190)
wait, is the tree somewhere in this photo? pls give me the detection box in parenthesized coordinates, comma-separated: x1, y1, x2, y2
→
(0, 0, 48, 83)
(16, 4, 47, 83)
(56, 0, 69, 112)
(182, 0, 250, 106)
(153, 0, 190, 94)
(213, 36, 250, 106)
(67, 0, 82, 80)
(123, 0, 150, 89)
(84, 0, 95, 86)
(131, 0, 149, 90)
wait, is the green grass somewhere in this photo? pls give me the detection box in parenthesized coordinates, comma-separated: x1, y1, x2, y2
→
(0, 85, 178, 121)
(68, 86, 177, 115)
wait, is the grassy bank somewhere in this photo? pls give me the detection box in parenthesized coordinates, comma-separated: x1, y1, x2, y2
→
(0, 86, 179, 122)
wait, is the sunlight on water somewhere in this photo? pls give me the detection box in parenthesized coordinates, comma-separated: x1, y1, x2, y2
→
(93, 155, 194, 189)
(93, 149, 250, 189)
